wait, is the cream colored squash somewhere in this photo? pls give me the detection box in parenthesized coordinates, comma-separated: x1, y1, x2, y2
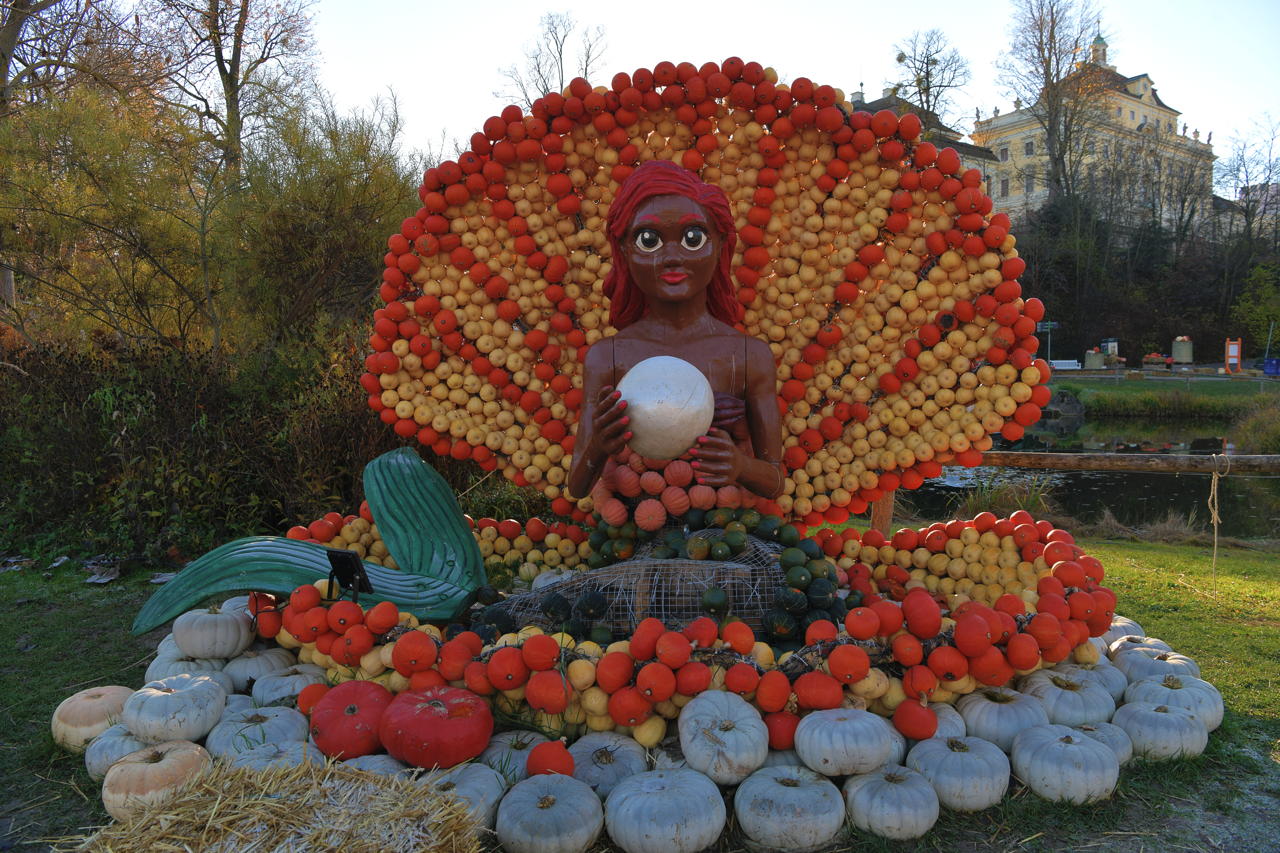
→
(1107, 634, 1171, 659)
(1111, 702, 1208, 760)
(145, 635, 230, 691)
(1073, 721, 1134, 766)
(480, 729, 549, 785)
(1111, 649, 1200, 683)
(794, 708, 893, 776)
(734, 765, 846, 853)
(422, 762, 508, 830)
(250, 664, 326, 706)
(569, 732, 648, 800)
(1011, 724, 1119, 804)
(1051, 661, 1128, 703)
(906, 736, 1009, 812)
(101, 740, 210, 822)
(495, 774, 604, 853)
(84, 724, 148, 782)
(221, 647, 296, 693)
(956, 686, 1049, 753)
(51, 685, 134, 753)
(223, 694, 255, 715)
(227, 740, 323, 770)
(604, 768, 726, 853)
(843, 764, 940, 840)
(677, 690, 768, 785)
(204, 706, 308, 758)
(343, 753, 412, 777)
(1018, 670, 1115, 726)
(122, 674, 226, 744)
(172, 604, 253, 659)
(1101, 615, 1144, 647)
(760, 748, 804, 768)
(1123, 674, 1223, 732)
(928, 702, 966, 739)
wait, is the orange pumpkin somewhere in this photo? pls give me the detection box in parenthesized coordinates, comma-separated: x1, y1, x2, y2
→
(891, 634, 924, 666)
(464, 660, 495, 695)
(526, 670, 570, 713)
(675, 661, 711, 695)
(764, 710, 801, 750)
(635, 662, 676, 702)
(844, 607, 879, 640)
(655, 631, 692, 668)
(630, 618, 666, 660)
(607, 686, 653, 727)
(681, 617, 718, 649)
(827, 644, 870, 684)
(391, 631, 438, 675)
(902, 665, 938, 699)
(804, 619, 838, 645)
(926, 646, 968, 682)
(486, 646, 529, 689)
(720, 621, 754, 655)
(521, 634, 561, 671)
(526, 740, 574, 776)
(893, 699, 938, 739)
(596, 651, 636, 693)
(794, 671, 842, 710)
(1005, 633, 1041, 671)
(724, 663, 761, 696)
(754, 670, 792, 713)
(437, 639, 474, 681)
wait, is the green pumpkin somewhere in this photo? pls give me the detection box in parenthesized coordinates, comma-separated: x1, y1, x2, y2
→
(806, 578, 836, 610)
(776, 586, 810, 616)
(541, 592, 573, 622)
(574, 591, 609, 620)
(765, 610, 799, 640)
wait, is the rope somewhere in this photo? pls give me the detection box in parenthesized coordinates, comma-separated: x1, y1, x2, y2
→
(1207, 454, 1231, 591)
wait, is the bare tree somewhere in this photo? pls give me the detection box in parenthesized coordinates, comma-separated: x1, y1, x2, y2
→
(997, 0, 1110, 202)
(495, 12, 604, 109)
(139, 0, 315, 179)
(891, 29, 970, 127)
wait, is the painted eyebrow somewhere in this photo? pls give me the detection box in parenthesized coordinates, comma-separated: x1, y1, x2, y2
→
(635, 214, 662, 225)
(678, 213, 706, 225)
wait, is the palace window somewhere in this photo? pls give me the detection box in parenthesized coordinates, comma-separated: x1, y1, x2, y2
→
(1000, 178, 1009, 197)
(1024, 139, 1035, 155)
(1024, 171, 1036, 194)
(999, 147, 1009, 161)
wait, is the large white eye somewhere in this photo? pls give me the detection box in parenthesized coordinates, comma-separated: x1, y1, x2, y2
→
(681, 226, 708, 250)
(634, 228, 662, 252)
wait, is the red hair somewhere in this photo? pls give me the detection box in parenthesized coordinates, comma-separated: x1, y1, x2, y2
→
(603, 159, 741, 330)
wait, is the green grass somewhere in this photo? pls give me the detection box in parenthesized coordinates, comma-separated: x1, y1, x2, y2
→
(3, 541, 1277, 851)
(1054, 376, 1280, 421)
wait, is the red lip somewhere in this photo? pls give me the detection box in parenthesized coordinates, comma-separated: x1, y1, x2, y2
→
(660, 272, 688, 283)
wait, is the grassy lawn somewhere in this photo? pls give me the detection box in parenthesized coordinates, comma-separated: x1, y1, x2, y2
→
(1, 539, 1276, 851)
(1052, 375, 1280, 422)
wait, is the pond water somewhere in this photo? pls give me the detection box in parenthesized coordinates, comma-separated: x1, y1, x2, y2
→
(906, 417, 1280, 538)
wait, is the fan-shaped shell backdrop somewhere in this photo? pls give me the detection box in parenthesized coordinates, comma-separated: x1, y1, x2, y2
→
(362, 58, 1051, 526)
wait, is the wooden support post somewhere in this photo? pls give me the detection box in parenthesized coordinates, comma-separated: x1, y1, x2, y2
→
(870, 492, 895, 535)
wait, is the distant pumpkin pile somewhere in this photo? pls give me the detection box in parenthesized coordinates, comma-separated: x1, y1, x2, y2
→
(55, 510, 1221, 849)
(360, 56, 1052, 530)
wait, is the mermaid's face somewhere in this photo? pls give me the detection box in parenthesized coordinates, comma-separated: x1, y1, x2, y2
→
(622, 194, 720, 307)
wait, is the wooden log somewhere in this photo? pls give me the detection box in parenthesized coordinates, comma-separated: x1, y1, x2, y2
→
(980, 452, 1280, 475)
(870, 493, 896, 535)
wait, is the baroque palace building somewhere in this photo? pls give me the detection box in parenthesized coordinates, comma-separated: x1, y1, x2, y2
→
(968, 35, 1216, 233)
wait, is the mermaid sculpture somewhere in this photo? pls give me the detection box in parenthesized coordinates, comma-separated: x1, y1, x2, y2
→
(567, 160, 783, 503)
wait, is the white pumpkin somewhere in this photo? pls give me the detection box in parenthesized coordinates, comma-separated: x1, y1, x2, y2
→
(122, 673, 226, 744)
(220, 594, 253, 619)
(1011, 724, 1120, 804)
(172, 604, 254, 660)
(480, 730, 549, 785)
(928, 702, 966, 739)
(885, 719, 907, 765)
(956, 687, 1049, 753)
(51, 685, 134, 753)
(1107, 634, 1172, 659)
(424, 762, 508, 830)
(604, 768, 726, 853)
(1052, 661, 1129, 703)
(1111, 702, 1208, 760)
(677, 690, 768, 785)
(1073, 722, 1134, 766)
(250, 664, 326, 706)
(204, 706, 308, 758)
(101, 740, 210, 822)
(84, 724, 148, 782)
(569, 732, 649, 800)
(1018, 670, 1116, 726)
(343, 753, 412, 777)
(843, 764, 940, 840)
(227, 739, 322, 770)
(760, 748, 804, 768)
(223, 694, 256, 714)
(495, 774, 604, 853)
(1101, 615, 1144, 647)
(221, 647, 295, 693)
(615, 356, 715, 460)
(906, 736, 1010, 812)
(1111, 648, 1200, 683)
(734, 765, 846, 853)
(794, 708, 892, 776)
(145, 635, 229, 689)
(650, 735, 687, 770)
(1124, 674, 1223, 732)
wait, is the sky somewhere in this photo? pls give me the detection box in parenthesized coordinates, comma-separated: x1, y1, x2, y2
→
(312, 0, 1279, 163)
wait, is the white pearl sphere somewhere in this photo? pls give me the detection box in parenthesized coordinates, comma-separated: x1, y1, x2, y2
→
(616, 356, 715, 460)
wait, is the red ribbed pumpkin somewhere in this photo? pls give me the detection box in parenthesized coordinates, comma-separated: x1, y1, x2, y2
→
(379, 686, 493, 769)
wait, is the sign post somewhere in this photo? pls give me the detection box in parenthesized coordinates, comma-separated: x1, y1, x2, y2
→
(1036, 321, 1059, 362)
(1224, 338, 1243, 373)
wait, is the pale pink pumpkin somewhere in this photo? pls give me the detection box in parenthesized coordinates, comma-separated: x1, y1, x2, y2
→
(600, 498, 630, 527)
(661, 486, 692, 516)
(614, 465, 643, 498)
(688, 484, 717, 510)
(716, 486, 742, 509)
(641, 457, 669, 471)
(628, 453, 648, 473)
(640, 471, 666, 495)
(634, 499, 667, 531)
(664, 459, 695, 488)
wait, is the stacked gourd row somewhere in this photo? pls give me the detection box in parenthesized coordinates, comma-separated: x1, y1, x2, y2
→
(283, 504, 590, 588)
(363, 57, 1053, 524)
